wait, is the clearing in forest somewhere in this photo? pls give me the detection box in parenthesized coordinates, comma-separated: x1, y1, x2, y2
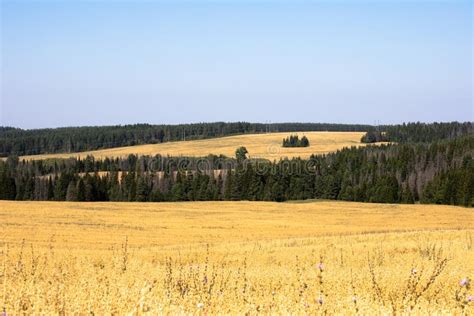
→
(18, 131, 378, 161)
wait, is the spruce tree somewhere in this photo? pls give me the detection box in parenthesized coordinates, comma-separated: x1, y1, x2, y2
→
(77, 178, 86, 201)
(136, 175, 150, 202)
(66, 181, 78, 201)
(224, 170, 233, 200)
(47, 177, 54, 200)
(235, 147, 248, 163)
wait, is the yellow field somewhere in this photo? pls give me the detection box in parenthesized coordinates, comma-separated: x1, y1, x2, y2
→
(0, 200, 472, 314)
(19, 131, 376, 161)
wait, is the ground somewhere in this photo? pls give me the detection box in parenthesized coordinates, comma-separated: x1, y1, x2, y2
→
(18, 131, 380, 161)
(0, 200, 472, 314)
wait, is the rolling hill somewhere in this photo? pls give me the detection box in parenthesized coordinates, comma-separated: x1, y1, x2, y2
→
(18, 131, 377, 161)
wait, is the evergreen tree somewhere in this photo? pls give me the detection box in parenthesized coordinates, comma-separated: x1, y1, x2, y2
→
(401, 184, 415, 204)
(77, 178, 86, 201)
(235, 147, 248, 163)
(136, 175, 150, 202)
(171, 172, 185, 201)
(0, 167, 16, 200)
(300, 136, 310, 147)
(107, 172, 121, 201)
(66, 181, 78, 201)
(271, 181, 285, 202)
(23, 177, 35, 200)
(47, 177, 54, 200)
(150, 182, 164, 202)
(224, 170, 233, 200)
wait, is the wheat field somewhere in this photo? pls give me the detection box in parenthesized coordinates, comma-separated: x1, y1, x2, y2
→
(18, 131, 377, 161)
(0, 200, 472, 314)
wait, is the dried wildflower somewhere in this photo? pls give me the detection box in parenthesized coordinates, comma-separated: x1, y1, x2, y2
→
(317, 262, 324, 271)
(460, 278, 470, 287)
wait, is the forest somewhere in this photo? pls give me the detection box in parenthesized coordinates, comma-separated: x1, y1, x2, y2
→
(361, 121, 473, 143)
(2, 121, 471, 157)
(1, 134, 472, 206)
(0, 122, 370, 156)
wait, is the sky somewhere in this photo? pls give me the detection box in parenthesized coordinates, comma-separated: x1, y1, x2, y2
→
(0, 0, 472, 129)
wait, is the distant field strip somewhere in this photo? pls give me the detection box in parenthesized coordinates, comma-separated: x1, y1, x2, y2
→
(19, 131, 376, 160)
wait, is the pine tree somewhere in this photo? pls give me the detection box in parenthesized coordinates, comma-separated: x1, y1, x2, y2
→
(23, 177, 35, 200)
(216, 174, 224, 200)
(300, 136, 310, 147)
(136, 175, 150, 202)
(0, 166, 16, 200)
(401, 184, 415, 204)
(231, 170, 242, 201)
(77, 178, 86, 201)
(66, 181, 78, 201)
(150, 183, 164, 202)
(235, 147, 248, 163)
(197, 175, 209, 201)
(271, 181, 285, 202)
(107, 172, 121, 201)
(224, 170, 233, 200)
(171, 172, 185, 201)
(47, 177, 54, 200)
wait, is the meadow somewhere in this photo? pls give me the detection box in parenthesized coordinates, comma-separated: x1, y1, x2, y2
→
(1, 200, 472, 314)
(18, 131, 374, 161)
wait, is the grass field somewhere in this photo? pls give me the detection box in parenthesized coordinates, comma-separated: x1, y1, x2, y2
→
(1, 200, 472, 314)
(19, 131, 376, 161)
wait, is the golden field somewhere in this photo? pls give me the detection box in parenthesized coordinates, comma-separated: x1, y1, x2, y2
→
(0, 200, 473, 314)
(18, 131, 377, 161)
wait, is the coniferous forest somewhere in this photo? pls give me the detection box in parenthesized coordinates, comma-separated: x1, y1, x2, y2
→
(1, 121, 471, 157)
(0, 122, 472, 206)
(0, 123, 370, 157)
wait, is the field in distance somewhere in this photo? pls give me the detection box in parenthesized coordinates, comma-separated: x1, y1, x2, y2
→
(1, 200, 472, 314)
(19, 131, 377, 161)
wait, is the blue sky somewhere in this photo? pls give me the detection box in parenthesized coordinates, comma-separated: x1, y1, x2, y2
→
(1, 0, 472, 129)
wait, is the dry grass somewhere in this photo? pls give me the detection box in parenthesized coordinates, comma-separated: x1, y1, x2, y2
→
(18, 131, 379, 161)
(1, 200, 473, 314)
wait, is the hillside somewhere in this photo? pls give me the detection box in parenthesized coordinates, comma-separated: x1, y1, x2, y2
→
(0, 122, 372, 156)
(18, 131, 374, 161)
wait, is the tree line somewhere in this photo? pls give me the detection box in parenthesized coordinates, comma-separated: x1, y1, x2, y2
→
(1, 135, 472, 206)
(282, 135, 310, 147)
(2, 121, 471, 157)
(361, 122, 473, 143)
(0, 122, 371, 157)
